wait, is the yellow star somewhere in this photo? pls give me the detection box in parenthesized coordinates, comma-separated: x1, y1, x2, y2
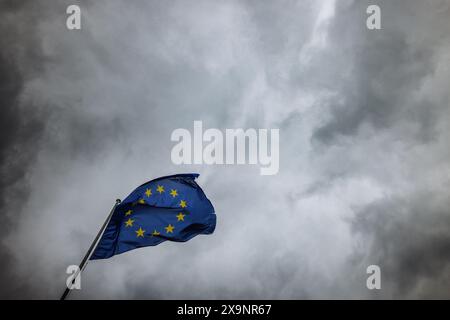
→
(157, 185, 165, 194)
(165, 224, 174, 234)
(152, 230, 160, 236)
(138, 198, 145, 204)
(176, 212, 185, 221)
(125, 218, 134, 227)
(170, 189, 178, 198)
(125, 209, 133, 216)
(179, 200, 187, 208)
(145, 188, 152, 197)
(135, 227, 145, 237)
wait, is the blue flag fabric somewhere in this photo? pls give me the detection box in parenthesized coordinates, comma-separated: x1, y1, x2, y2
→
(91, 173, 216, 260)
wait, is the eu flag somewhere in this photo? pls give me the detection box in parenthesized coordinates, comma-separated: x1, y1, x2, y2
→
(91, 174, 216, 260)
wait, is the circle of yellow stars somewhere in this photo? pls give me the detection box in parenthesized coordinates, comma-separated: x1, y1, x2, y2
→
(124, 184, 189, 238)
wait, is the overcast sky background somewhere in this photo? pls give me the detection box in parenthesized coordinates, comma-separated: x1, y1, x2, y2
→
(0, 0, 449, 299)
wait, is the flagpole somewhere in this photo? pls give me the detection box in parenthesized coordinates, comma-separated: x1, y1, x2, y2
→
(60, 198, 121, 300)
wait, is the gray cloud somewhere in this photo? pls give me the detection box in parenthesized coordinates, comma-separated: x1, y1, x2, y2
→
(0, 0, 50, 298)
(313, 0, 446, 145)
(351, 190, 450, 298)
(0, 0, 449, 299)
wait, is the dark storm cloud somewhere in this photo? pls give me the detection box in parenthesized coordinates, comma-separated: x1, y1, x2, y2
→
(309, 0, 450, 298)
(0, 0, 449, 299)
(0, 0, 126, 298)
(352, 191, 450, 298)
(313, 0, 446, 145)
(0, 0, 48, 298)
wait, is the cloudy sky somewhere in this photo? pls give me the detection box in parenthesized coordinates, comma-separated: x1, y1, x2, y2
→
(1, 0, 449, 299)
